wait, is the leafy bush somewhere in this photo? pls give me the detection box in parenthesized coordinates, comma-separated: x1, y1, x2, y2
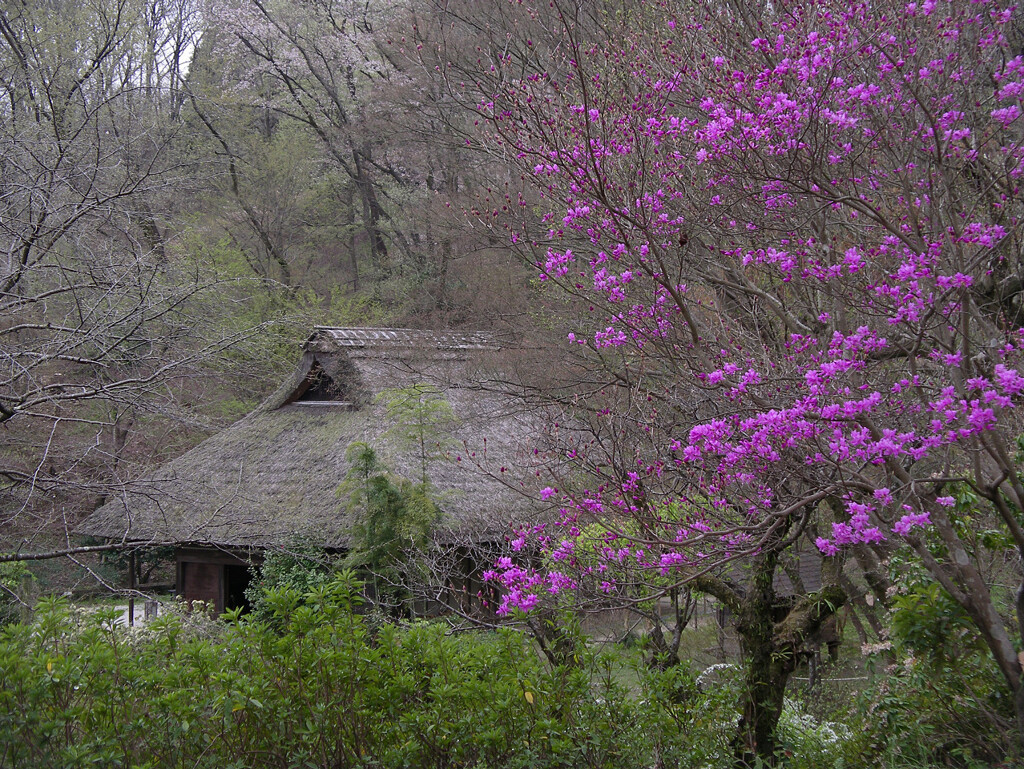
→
(852, 576, 1017, 767)
(0, 576, 868, 768)
(242, 538, 340, 626)
(775, 698, 856, 769)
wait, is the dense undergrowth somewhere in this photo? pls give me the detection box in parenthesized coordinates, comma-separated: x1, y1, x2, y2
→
(0, 573, 1005, 768)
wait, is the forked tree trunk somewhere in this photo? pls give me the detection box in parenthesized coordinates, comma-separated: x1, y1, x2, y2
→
(699, 545, 847, 768)
(645, 587, 693, 671)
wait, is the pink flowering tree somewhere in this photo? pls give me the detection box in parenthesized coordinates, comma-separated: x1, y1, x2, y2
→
(464, 0, 1024, 761)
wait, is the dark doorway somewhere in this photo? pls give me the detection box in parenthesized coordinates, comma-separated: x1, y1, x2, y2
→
(224, 564, 253, 612)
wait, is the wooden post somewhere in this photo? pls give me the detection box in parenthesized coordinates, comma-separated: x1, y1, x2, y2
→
(128, 550, 136, 627)
(18, 573, 33, 623)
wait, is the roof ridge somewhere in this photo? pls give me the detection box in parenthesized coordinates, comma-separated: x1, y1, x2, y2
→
(309, 327, 500, 351)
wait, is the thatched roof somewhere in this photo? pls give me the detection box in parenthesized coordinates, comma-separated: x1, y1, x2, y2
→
(78, 328, 541, 549)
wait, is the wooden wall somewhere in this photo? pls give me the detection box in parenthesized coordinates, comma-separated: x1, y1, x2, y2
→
(176, 548, 257, 614)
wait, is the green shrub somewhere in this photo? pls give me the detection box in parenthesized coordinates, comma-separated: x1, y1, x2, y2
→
(242, 539, 341, 626)
(851, 579, 1016, 768)
(0, 577, 872, 768)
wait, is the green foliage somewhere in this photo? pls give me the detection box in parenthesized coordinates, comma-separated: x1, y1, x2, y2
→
(339, 442, 441, 611)
(851, 562, 1018, 767)
(0, 578, 816, 769)
(376, 385, 458, 483)
(0, 564, 970, 769)
(855, 649, 1012, 768)
(774, 699, 857, 769)
(243, 540, 341, 627)
(889, 583, 983, 659)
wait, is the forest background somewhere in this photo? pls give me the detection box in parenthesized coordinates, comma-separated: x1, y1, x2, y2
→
(3, 0, 1024, 767)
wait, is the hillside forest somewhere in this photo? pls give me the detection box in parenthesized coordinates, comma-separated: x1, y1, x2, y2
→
(4, 0, 1024, 767)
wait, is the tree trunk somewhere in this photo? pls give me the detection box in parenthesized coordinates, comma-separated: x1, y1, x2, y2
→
(731, 551, 847, 767)
(646, 587, 692, 671)
(344, 183, 359, 291)
(735, 624, 790, 766)
(353, 145, 389, 274)
(732, 550, 786, 766)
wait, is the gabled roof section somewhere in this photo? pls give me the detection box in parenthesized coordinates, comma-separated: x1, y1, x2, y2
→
(285, 360, 351, 405)
(266, 327, 502, 413)
(273, 348, 368, 411)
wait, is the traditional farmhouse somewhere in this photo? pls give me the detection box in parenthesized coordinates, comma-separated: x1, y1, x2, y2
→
(79, 327, 542, 613)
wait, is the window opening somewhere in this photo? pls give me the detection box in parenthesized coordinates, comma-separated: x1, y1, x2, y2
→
(293, 360, 352, 406)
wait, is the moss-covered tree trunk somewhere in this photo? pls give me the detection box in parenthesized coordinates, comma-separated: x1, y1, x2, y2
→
(697, 549, 846, 768)
(732, 548, 788, 766)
